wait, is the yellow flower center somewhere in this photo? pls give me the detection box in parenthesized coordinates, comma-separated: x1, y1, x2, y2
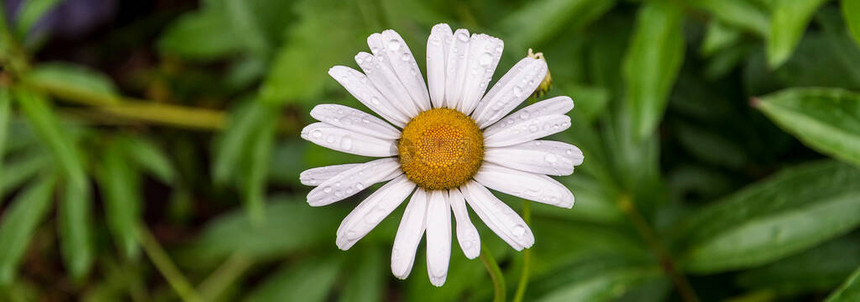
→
(398, 108, 484, 190)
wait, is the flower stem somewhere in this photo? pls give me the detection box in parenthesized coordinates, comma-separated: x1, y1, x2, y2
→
(137, 224, 203, 302)
(617, 194, 699, 302)
(480, 243, 506, 302)
(513, 201, 532, 302)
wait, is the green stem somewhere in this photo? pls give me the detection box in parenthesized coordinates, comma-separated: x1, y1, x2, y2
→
(197, 253, 253, 301)
(617, 194, 699, 302)
(513, 201, 532, 302)
(137, 224, 203, 302)
(480, 243, 506, 302)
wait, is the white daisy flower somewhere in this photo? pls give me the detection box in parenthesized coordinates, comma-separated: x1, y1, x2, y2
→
(300, 23, 584, 286)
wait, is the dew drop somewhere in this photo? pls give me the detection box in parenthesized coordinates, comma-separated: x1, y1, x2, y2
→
(545, 154, 558, 163)
(513, 225, 525, 236)
(387, 39, 401, 51)
(326, 136, 336, 144)
(528, 125, 539, 132)
(323, 187, 332, 193)
(479, 53, 493, 66)
(311, 130, 323, 138)
(519, 112, 530, 119)
(457, 32, 469, 42)
(355, 183, 365, 190)
(371, 97, 381, 105)
(513, 87, 523, 97)
(341, 137, 353, 150)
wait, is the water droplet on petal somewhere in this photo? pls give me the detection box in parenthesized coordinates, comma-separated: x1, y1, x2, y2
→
(513, 225, 525, 236)
(388, 39, 401, 51)
(545, 154, 558, 163)
(341, 137, 353, 150)
(311, 130, 323, 138)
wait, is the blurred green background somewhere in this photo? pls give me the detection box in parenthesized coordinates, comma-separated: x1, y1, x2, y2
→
(1, 0, 860, 301)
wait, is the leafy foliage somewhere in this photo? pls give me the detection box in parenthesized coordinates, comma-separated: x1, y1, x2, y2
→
(0, 0, 859, 301)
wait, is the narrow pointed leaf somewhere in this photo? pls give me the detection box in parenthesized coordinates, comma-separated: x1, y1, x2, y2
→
(0, 88, 10, 197)
(241, 108, 276, 224)
(846, 0, 860, 46)
(827, 266, 860, 302)
(0, 176, 56, 285)
(98, 141, 142, 259)
(623, 1, 685, 140)
(57, 179, 94, 280)
(212, 101, 267, 185)
(767, 0, 828, 67)
(14, 90, 87, 191)
(755, 88, 860, 168)
(122, 137, 177, 184)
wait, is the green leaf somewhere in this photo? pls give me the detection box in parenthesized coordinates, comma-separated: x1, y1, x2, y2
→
(623, 1, 685, 140)
(560, 84, 609, 125)
(14, 0, 61, 37)
(259, 0, 366, 104)
(701, 21, 744, 57)
(57, 178, 94, 280)
(212, 100, 268, 185)
(0, 154, 50, 198)
(772, 31, 860, 91)
(98, 140, 142, 259)
(14, 90, 88, 191)
(121, 137, 177, 184)
(755, 88, 860, 167)
(183, 196, 344, 263)
(224, 0, 271, 58)
(157, 10, 242, 61)
(498, 0, 616, 49)
(680, 160, 860, 273)
(241, 108, 276, 225)
(690, 0, 770, 37)
(339, 247, 384, 302)
(737, 235, 860, 294)
(25, 63, 120, 104)
(767, 0, 828, 68)
(530, 256, 664, 302)
(827, 266, 860, 302)
(244, 255, 343, 302)
(0, 88, 10, 196)
(846, 0, 860, 46)
(0, 175, 56, 285)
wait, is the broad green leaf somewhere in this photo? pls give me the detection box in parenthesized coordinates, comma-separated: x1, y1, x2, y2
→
(25, 63, 119, 104)
(846, 0, 860, 46)
(244, 255, 342, 302)
(0, 175, 56, 285)
(14, 90, 88, 191)
(339, 247, 384, 302)
(737, 235, 860, 294)
(499, 0, 616, 49)
(623, 1, 685, 140)
(767, 0, 828, 68)
(225, 0, 270, 58)
(57, 179, 94, 280)
(122, 137, 177, 184)
(680, 160, 860, 273)
(755, 88, 860, 167)
(183, 196, 344, 263)
(14, 0, 61, 37)
(259, 0, 365, 104)
(690, 0, 770, 37)
(157, 10, 242, 61)
(240, 108, 276, 224)
(827, 266, 860, 302)
(98, 140, 142, 259)
(529, 256, 664, 302)
(212, 100, 268, 185)
(530, 220, 649, 277)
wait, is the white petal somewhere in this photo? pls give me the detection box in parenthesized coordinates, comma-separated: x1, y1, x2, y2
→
(474, 163, 574, 208)
(471, 58, 548, 128)
(300, 163, 361, 186)
(427, 24, 453, 108)
(482, 96, 573, 137)
(328, 66, 408, 127)
(484, 140, 583, 176)
(301, 122, 397, 157)
(307, 158, 402, 207)
(371, 30, 431, 112)
(456, 34, 503, 115)
(425, 190, 451, 287)
(483, 115, 571, 148)
(444, 29, 471, 110)
(460, 181, 534, 251)
(355, 52, 420, 118)
(337, 175, 416, 250)
(391, 189, 428, 279)
(448, 188, 480, 259)
(310, 104, 401, 140)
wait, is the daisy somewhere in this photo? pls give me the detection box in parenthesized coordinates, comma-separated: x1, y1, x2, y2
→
(300, 23, 583, 286)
